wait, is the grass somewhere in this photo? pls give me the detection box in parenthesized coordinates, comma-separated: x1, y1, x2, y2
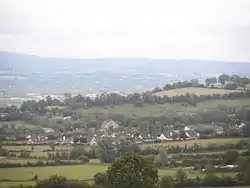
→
(140, 138, 245, 148)
(154, 87, 244, 97)
(0, 137, 244, 187)
(0, 120, 39, 129)
(0, 164, 237, 187)
(76, 98, 250, 118)
(46, 106, 66, 110)
(3, 145, 74, 157)
(3, 138, 244, 158)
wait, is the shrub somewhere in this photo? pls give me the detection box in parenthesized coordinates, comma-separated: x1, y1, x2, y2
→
(93, 173, 107, 186)
(159, 176, 173, 188)
(78, 155, 89, 163)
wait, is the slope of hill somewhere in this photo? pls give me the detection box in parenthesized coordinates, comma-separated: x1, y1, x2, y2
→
(154, 87, 244, 97)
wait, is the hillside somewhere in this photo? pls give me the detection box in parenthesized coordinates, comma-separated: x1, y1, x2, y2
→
(154, 87, 245, 97)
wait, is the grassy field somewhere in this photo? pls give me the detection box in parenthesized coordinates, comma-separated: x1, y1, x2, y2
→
(46, 106, 66, 110)
(0, 164, 237, 187)
(3, 144, 74, 157)
(154, 87, 244, 97)
(1, 138, 245, 187)
(0, 120, 39, 129)
(140, 138, 245, 148)
(76, 98, 250, 118)
(2, 138, 244, 160)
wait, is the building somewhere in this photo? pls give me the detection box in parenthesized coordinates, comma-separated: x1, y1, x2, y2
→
(99, 119, 119, 132)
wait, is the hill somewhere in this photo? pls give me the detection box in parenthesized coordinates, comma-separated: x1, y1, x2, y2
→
(154, 87, 245, 97)
(1, 51, 250, 96)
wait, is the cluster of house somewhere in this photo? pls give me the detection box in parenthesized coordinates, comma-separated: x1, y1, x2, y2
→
(23, 119, 233, 146)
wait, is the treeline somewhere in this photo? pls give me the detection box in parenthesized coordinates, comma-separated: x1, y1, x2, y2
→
(17, 89, 250, 116)
(206, 74, 250, 87)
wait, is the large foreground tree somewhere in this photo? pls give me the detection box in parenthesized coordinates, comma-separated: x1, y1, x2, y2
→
(107, 152, 158, 188)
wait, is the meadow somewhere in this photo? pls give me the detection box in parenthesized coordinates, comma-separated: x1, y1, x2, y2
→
(0, 138, 246, 187)
(3, 138, 244, 158)
(0, 120, 39, 130)
(154, 87, 245, 97)
(0, 163, 237, 187)
(77, 98, 250, 118)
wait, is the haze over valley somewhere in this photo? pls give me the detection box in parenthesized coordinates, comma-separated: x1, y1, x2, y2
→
(1, 51, 250, 99)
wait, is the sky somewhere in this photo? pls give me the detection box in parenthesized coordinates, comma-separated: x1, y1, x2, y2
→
(1, 0, 250, 61)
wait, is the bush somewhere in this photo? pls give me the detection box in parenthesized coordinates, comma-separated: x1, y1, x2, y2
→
(78, 155, 89, 163)
(93, 173, 107, 186)
(159, 176, 173, 188)
(19, 151, 30, 158)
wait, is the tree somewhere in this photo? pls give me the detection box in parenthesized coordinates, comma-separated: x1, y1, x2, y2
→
(238, 157, 250, 184)
(191, 79, 199, 86)
(107, 152, 158, 188)
(205, 78, 212, 86)
(231, 75, 242, 86)
(93, 173, 107, 186)
(218, 74, 230, 85)
(159, 176, 173, 188)
(223, 151, 239, 165)
(154, 149, 168, 167)
(46, 96, 53, 106)
(50, 142, 55, 151)
(35, 174, 67, 188)
(175, 168, 187, 185)
(210, 77, 217, 85)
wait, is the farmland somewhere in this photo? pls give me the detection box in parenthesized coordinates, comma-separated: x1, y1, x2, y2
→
(140, 137, 245, 148)
(0, 137, 246, 187)
(3, 138, 244, 158)
(0, 163, 237, 187)
(154, 87, 245, 97)
(0, 121, 39, 130)
(76, 98, 250, 118)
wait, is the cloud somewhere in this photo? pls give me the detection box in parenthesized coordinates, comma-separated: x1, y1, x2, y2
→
(0, 0, 250, 61)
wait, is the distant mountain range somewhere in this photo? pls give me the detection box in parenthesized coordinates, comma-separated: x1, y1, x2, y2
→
(1, 51, 250, 96)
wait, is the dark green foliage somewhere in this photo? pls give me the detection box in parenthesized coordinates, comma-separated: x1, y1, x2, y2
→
(159, 176, 173, 188)
(223, 150, 239, 165)
(93, 173, 107, 186)
(175, 168, 187, 184)
(107, 152, 158, 188)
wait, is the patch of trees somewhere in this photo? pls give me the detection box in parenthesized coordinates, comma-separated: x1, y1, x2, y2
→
(205, 74, 250, 88)
(0, 159, 88, 168)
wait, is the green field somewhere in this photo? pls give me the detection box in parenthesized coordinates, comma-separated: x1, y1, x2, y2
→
(3, 138, 244, 158)
(3, 144, 74, 157)
(0, 120, 39, 129)
(140, 138, 245, 148)
(46, 106, 66, 110)
(76, 99, 250, 118)
(154, 87, 244, 97)
(0, 164, 237, 187)
(1, 137, 246, 187)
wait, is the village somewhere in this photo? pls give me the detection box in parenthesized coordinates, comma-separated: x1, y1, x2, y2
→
(22, 118, 245, 147)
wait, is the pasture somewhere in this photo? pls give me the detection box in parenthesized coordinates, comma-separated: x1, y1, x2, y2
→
(0, 120, 39, 130)
(0, 164, 237, 187)
(3, 144, 74, 157)
(154, 87, 244, 97)
(140, 138, 245, 148)
(77, 98, 250, 118)
(46, 105, 66, 110)
(3, 138, 244, 158)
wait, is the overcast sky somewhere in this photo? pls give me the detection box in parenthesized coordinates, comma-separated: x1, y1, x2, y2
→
(1, 0, 250, 61)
